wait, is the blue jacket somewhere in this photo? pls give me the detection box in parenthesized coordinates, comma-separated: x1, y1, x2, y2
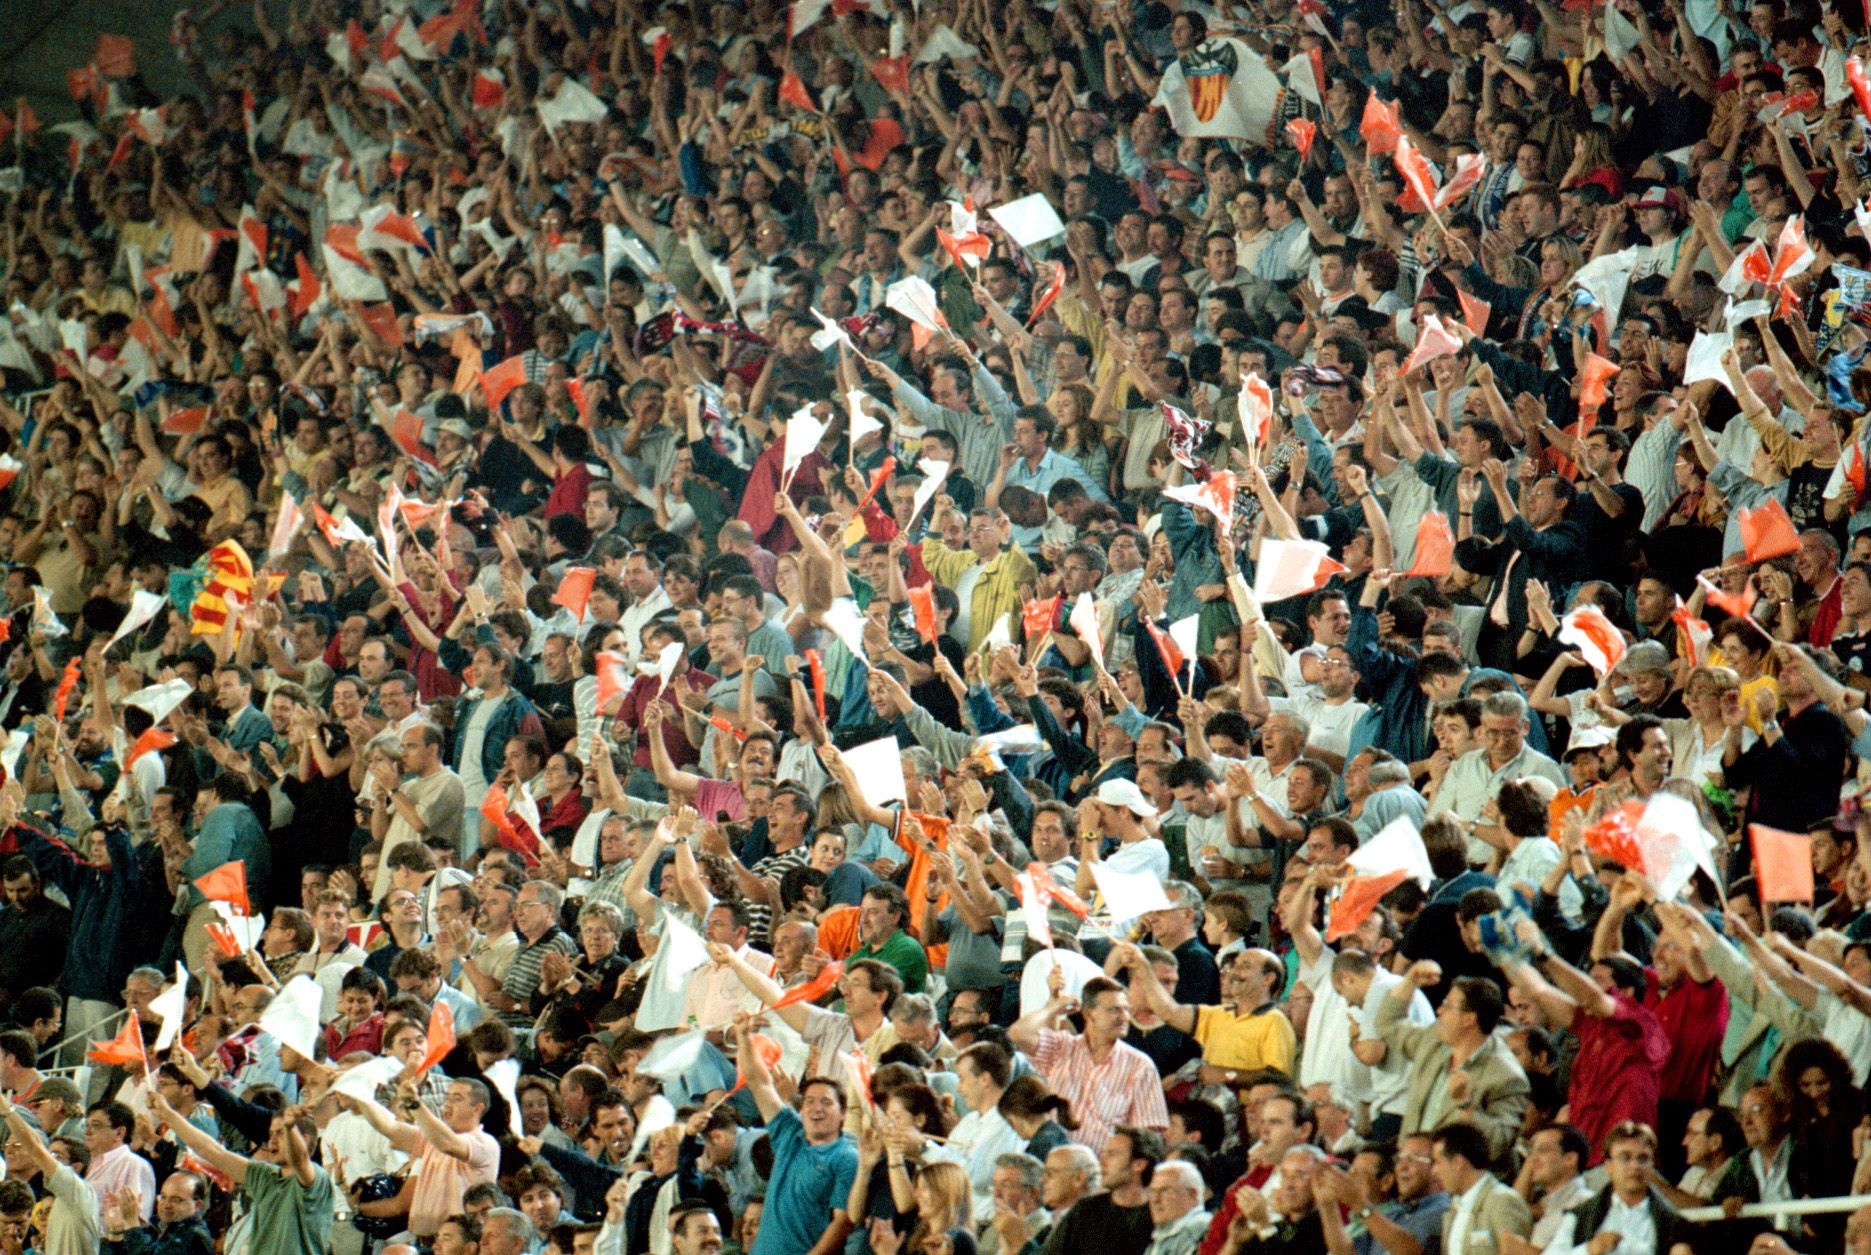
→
(180, 802, 270, 913)
(16, 823, 145, 1002)
(449, 690, 543, 785)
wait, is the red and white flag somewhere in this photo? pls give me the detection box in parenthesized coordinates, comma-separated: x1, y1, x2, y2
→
(1558, 606, 1627, 677)
(1163, 472, 1236, 528)
(471, 66, 505, 109)
(1403, 314, 1465, 374)
(1253, 538, 1347, 604)
(1240, 371, 1274, 445)
(1671, 599, 1713, 666)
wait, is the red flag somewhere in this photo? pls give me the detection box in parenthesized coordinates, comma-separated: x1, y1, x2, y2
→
(552, 567, 596, 621)
(908, 586, 938, 643)
(1325, 870, 1409, 942)
(204, 923, 243, 958)
(1697, 573, 1760, 620)
(769, 961, 843, 1009)
(1162, 473, 1237, 528)
(853, 457, 895, 512)
(480, 354, 527, 411)
(566, 378, 592, 425)
(95, 34, 136, 78)
(869, 57, 910, 95)
(346, 19, 371, 62)
(1361, 94, 1401, 155)
(1558, 606, 1627, 677)
(1850, 56, 1871, 121)
(1026, 264, 1066, 326)
(1286, 116, 1317, 162)
(471, 67, 506, 109)
(386, 408, 439, 468)
(778, 71, 815, 112)
(288, 252, 321, 318)
(1021, 595, 1060, 641)
(843, 1047, 876, 1107)
(1023, 863, 1092, 918)
(53, 659, 80, 721)
(1457, 289, 1492, 337)
(345, 921, 385, 951)
(14, 100, 38, 138)
(159, 405, 212, 437)
(1404, 511, 1455, 578)
(1578, 353, 1619, 419)
(1750, 824, 1816, 904)
(1144, 619, 1185, 676)
(650, 31, 672, 74)
(1848, 442, 1868, 506)
(178, 1153, 234, 1193)
(1584, 801, 1646, 871)
(104, 134, 134, 176)
(804, 647, 827, 720)
(87, 1013, 146, 1068)
(1672, 600, 1713, 666)
(358, 302, 404, 347)
(725, 1034, 788, 1098)
(709, 715, 749, 744)
(66, 66, 100, 104)
(1392, 135, 1441, 217)
(595, 650, 631, 715)
(1739, 498, 1801, 562)
(1403, 314, 1465, 374)
(935, 227, 991, 270)
(127, 728, 176, 767)
(416, 1001, 456, 1075)
(193, 861, 251, 917)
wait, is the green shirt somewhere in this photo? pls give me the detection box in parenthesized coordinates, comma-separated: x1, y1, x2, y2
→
(851, 928, 930, 994)
(242, 1160, 334, 1255)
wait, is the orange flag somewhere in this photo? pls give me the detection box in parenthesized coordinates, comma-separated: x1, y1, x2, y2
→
(552, 567, 596, 621)
(1739, 498, 1801, 563)
(127, 728, 176, 767)
(725, 1034, 787, 1097)
(52, 659, 80, 721)
(480, 354, 528, 411)
(87, 1013, 146, 1069)
(480, 785, 538, 864)
(843, 1047, 876, 1107)
(417, 1001, 456, 1074)
(1584, 801, 1645, 871)
(1325, 870, 1409, 942)
(1021, 594, 1059, 641)
(95, 34, 136, 78)
(803, 648, 826, 720)
(908, 585, 938, 643)
(1750, 824, 1815, 904)
(1404, 511, 1455, 578)
(358, 302, 404, 347)
(1578, 353, 1618, 419)
(768, 961, 844, 1010)
(193, 861, 251, 916)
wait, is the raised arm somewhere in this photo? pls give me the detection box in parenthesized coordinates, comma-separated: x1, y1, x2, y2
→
(1106, 941, 1198, 1034)
(733, 1011, 786, 1123)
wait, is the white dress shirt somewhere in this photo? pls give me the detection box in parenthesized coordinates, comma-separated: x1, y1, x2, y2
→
(1542, 1191, 1657, 1255)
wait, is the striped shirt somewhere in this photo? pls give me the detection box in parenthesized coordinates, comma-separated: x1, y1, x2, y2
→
(1029, 1029, 1169, 1151)
(501, 926, 580, 1024)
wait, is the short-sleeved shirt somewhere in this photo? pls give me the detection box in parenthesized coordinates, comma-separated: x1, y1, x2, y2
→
(242, 1161, 336, 1255)
(1192, 1004, 1298, 1076)
(408, 1130, 499, 1236)
(749, 1107, 860, 1255)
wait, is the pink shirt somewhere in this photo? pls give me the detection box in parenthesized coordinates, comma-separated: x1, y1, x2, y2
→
(408, 1129, 498, 1236)
(1029, 1029, 1168, 1151)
